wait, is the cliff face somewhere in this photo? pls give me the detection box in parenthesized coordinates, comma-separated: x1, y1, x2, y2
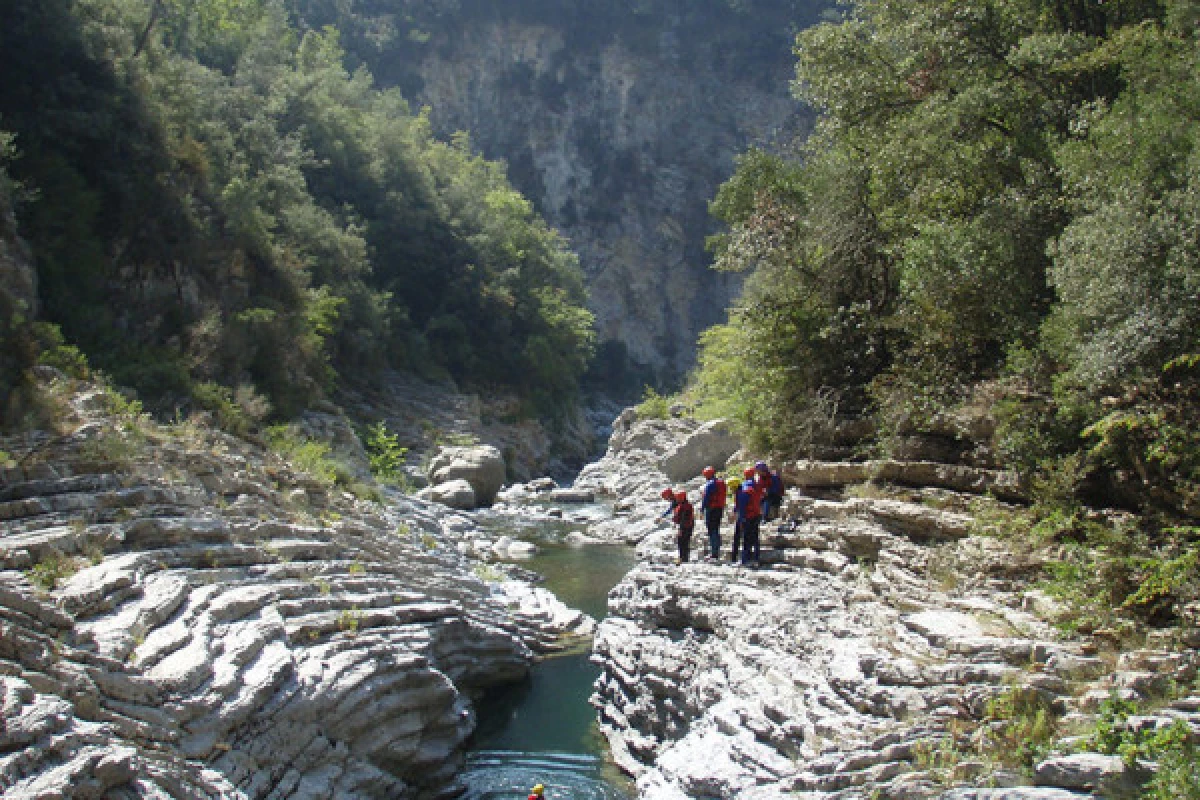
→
(318, 1, 824, 385)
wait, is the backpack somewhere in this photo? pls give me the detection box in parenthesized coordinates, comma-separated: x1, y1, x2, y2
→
(769, 472, 784, 499)
(712, 478, 727, 509)
(674, 501, 695, 529)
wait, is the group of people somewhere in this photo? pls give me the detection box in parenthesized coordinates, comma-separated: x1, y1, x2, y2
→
(661, 460, 784, 567)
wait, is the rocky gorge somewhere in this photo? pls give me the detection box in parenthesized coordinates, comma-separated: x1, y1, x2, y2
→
(0, 375, 593, 799)
(306, 0, 828, 381)
(3, 377, 1199, 800)
(576, 412, 1200, 799)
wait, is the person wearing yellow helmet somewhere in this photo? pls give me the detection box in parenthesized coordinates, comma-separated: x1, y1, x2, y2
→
(726, 476, 743, 561)
(528, 784, 545, 799)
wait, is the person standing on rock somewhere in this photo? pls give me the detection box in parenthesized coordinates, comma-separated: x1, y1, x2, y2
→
(735, 467, 763, 566)
(659, 486, 677, 519)
(699, 466, 726, 561)
(672, 489, 695, 564)
(528, 783, 545, 800)
(726, 475, 742, 561)
(756, 460, 784, 522)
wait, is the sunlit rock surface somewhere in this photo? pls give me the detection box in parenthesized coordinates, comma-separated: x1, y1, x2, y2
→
(583, 408, 1200, 799)
(0, 380, 590, 799)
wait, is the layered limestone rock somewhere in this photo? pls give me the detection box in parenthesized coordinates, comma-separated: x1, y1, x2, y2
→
(583, 409, 1200, 799)
(0, 378, 591, 799)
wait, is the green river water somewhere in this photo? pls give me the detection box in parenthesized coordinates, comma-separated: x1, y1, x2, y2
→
(458, 507, 637, 800)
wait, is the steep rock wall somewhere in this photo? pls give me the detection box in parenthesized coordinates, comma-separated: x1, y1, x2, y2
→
(313, 1, 825, 383)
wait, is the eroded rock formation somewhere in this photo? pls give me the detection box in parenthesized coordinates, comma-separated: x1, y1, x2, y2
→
(581, 410, 1200, 799)
(0, 377, 590, 799)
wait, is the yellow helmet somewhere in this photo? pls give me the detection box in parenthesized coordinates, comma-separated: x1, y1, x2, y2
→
(532, 785, 545, 797)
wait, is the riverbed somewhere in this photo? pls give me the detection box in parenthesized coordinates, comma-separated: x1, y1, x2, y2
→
(458, 506, 636, 800)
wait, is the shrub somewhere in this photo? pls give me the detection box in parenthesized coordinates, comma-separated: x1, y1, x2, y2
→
(192, 382, 270, 436)
(1087, 696, 1200, 800)
(27, 552, 77, 591)
(265, 425, 343, 486)
(636, 386, 671, 419)
(364, 420, 408, 487)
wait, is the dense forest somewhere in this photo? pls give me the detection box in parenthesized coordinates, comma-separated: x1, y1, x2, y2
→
(683, 0, 1199, 627)
(0, 0, 594, 423)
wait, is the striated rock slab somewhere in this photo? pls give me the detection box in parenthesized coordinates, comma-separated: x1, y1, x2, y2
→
(782, 459, 1025, 500)
(0, 383, 592, 800)
(578, 405, 1182, 800)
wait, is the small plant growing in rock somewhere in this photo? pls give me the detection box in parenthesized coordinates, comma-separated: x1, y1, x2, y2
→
(979, 686, 1059, 771)
(338, 608, 361, 637)
(365, 421, 408, 487)
(82, 544, 105, 565)
(393, 523, 411, 537)
(421, 533, 438, 550)
(473, 564, 506, 583)
(347, 561, 366, 575)
(27, 552, 77, 591)
(265, 425, 343, 487)
(1086, 695, 1200, 799)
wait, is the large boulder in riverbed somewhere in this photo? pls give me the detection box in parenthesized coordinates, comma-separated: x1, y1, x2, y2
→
(660, 419, 740, 482)
(420, 478, 476, 510)
(428, 445, 506, 506)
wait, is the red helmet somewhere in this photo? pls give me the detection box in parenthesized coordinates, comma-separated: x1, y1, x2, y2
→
(743, 467, 756, 479)
(702, 466, 715, 479)
(674, 490, 688, 503)
(661, 487, 674, 500)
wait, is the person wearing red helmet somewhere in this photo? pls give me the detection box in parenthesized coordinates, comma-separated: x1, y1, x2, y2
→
(734, 466, 764, 566)
(699, 466, 726, 561)
(672, 489, 695, 564)
(756, 461, 785, 522)
(659, 486, 676, 519)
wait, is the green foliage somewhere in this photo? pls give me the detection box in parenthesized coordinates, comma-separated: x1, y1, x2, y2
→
(913, 687, 1061, 785)
(191, 381, 270, 437)
(979, 687, 1060, 771)
(635, 387, 672, 420)
(27, 552, 78, 591)
(265, 424, 344, 486)
(0, 0, 593, 426)
(1087, 696, 1200, 799)
(690, 0, 1200, 526)
(364, 420, 407, 486)
(32, 323, 90, 380)
(337, 606, 361, 636)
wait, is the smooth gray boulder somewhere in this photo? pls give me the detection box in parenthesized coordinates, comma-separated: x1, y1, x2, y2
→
(420, 479, 476, 510)
(429, 445, 506, 506)
(660, 419, 740, 482)
(1034, 753, 1151, 798)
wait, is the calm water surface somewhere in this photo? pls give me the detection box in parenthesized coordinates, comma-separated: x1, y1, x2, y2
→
(459, 505, 636, 800)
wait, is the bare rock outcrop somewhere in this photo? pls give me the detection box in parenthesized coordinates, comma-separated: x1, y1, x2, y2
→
(0, 379, 589, 799)
(584, 410, 1200, 799)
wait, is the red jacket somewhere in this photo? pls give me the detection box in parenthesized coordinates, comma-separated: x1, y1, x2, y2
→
(736, 480, 763, 520)
(673, 499, 695, 531)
